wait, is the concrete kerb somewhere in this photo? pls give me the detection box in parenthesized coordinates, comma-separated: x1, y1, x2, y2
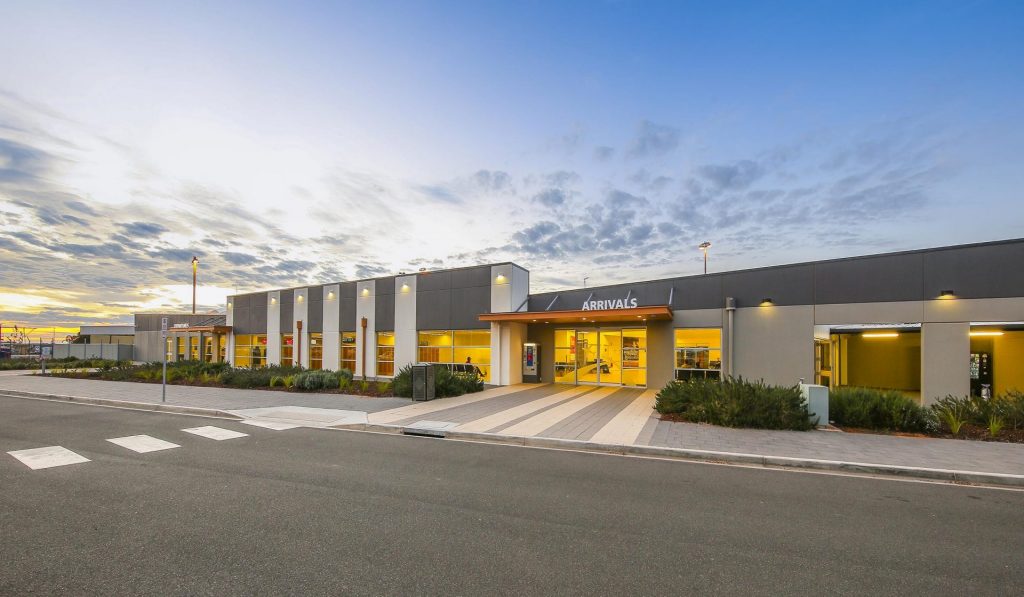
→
(0, 389, 240, 420)
(329, 422, 1024, 488)
(3, 388, 1022, 488)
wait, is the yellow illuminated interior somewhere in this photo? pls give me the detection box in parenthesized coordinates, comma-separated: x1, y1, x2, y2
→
(310, 332, 323, 370)
(234, 334, 267, 368)
(674, 328, 722, 380)
(281, 334, 294, 367)
(376, 331, 395, 376)
(340, 331, 356, 373)
(834, 332, 920, 395)
(553, 328, 646, 386)
(418, 329, 491, 381)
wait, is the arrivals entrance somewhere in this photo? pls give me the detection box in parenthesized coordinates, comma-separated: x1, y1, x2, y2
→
(554, 328, 647, 387)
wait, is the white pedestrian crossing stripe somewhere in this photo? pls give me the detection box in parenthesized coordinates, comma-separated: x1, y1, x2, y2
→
(8, 446, 90, 470)
(239, 419, 301, 431)
(107, 435, 180, 453)
(182, 426, 249, 440)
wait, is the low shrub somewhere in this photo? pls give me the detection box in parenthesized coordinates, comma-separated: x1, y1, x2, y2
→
(293, 369, 340, 391)
(392, 364, 483, 398)
(929, 392, 1024, 437)
(655, 376, 814, 431)
(829, 386, 935, 433)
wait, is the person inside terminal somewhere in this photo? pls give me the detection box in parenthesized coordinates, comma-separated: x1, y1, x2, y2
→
(133, 239, 1024, 405)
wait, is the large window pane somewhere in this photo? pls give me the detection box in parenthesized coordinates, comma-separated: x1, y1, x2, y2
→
(281, 334, 294, 367)
(310, 333, 323, 370)
(340, 332, 356, 373)
(417, 329, 491, 381)
(674, 328, 721, 380)
(377, 332, 394, 377)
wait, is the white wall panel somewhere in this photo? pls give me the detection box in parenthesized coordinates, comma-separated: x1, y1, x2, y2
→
(266, 291, 281, 365)
(394, 275, 417, 371)
(293, 288, 309, 368)
(322, 284, 340, 371)
(355, 280, 376, 379)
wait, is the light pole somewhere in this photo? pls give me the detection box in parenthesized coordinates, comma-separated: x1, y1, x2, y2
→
(699, 241, 712, 274)
(191, 256, 199, 314)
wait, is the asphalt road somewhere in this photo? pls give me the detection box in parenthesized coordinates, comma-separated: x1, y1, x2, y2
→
(1, 395, 1022, 596)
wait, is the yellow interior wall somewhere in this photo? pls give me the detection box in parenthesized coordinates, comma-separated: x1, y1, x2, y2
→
(842, 332, 921, 391)
(994, 331, 1024, 395)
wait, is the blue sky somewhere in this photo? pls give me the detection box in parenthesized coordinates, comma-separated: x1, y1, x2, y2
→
(1, 1, 1022, 332)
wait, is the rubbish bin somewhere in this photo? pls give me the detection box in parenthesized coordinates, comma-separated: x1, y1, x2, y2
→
(412, 363, 436, 401)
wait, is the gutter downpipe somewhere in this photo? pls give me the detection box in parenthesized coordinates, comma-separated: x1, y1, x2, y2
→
(725, 297, 736, 378)
(360, 317, 367, 380)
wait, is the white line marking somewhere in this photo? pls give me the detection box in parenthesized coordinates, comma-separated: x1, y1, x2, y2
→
(182, 426, 249, 440)
(238, 419, 301, 431)
(107, 435, 181, 453)
(8, 446, 90, 470)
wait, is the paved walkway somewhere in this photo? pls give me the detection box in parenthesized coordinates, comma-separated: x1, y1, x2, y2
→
(0, 373, 409, 413)
(4, 374, 1024, 476)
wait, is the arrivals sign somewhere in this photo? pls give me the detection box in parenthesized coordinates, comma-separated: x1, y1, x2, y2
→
(581, 297, 639, 311)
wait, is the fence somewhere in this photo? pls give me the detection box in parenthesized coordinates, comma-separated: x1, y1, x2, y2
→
(51, 344, 135, 361)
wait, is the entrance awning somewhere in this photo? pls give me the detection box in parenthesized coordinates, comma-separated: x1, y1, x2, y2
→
(479, 305, 673, 324)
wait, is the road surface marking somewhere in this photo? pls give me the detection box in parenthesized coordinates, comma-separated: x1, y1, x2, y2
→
(456, 386, 594, 433)
(501, 386, 619, 437)
(369, 383, 542, 424)
(238, 420, 301, 431)
(8, 446, 90, 470)
(589, 389, 658, 445)
(107, 435, 181, 453)
(182, 426, 249, 441)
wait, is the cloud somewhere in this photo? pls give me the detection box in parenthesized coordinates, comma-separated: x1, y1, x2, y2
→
(593, 146, 615, 161)
(627, 120, 680, 158)
(531, 188, 569, 207)
(119, 221, 168, 237)
(221, 252, 258, 266)
(697, 160, 764, 190)
(473, 169, 513, 192)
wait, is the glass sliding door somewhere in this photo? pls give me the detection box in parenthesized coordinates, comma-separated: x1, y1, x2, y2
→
(576, 330, 600, 383)
(621, 328, 647, 387)
(554, 329, 577, 383)
(598, 330, 622, 385)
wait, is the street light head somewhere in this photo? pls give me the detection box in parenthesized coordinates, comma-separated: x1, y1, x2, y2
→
(698, 241, 712, 251)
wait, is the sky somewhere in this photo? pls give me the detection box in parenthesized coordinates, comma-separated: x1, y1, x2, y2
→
(1, 0, 1023, 340)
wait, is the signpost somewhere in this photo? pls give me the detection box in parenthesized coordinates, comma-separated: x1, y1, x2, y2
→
(161, 317, 168, 403)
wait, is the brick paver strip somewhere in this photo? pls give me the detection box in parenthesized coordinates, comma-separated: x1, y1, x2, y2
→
(589, 389, 658, 445)
(456, 386, 594, 433)
(391, 384, 568, 426)
(542, 388, 643, 441)
(502, 386, 619, 437)
(368, 384, 542, 424)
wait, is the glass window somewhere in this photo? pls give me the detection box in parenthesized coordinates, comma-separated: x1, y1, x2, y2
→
(281, 334, 293, 367)
(203, 336, 214, 362)
(234, 335, 267, 368)
(376, 331, 394, 377)
(190, 336, 200, 361)
(340, 332, 356, 373)
(417, 329, 490, 381)
(218, 335, 226, 362)
(310, 333, 323, 370)
(176, 337, 186, 360)
(674, 328, 722, 381)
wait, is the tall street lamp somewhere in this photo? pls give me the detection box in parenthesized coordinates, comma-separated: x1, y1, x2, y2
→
(191, 256, 199, 314)
(699, 241, 712, 274)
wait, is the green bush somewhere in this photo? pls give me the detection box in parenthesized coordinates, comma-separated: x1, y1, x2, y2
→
(655, 377, 814, 431)
(217, 365, 303, 388)
(392, 364, 484, 398)
(829, 386, 935, 433)
(293, 369, 340, 391)
(928, 392, 1024, 436)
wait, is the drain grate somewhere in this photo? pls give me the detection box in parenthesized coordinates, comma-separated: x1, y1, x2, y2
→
(402, 420, 459, 438)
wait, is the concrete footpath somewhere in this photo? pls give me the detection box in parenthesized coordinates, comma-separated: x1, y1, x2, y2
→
(3, 373, 1024, 486)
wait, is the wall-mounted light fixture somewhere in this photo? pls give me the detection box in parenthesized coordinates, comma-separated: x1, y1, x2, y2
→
(939, 290, 955, 299)
(227, 302, 232, 309)
(862, 332, 899, 338)
(400, 283, 410, 293)
(760, 298, 774, 306)
(361, 288, 370, 297)
(969, 330, 1004, 337)
(495, 274, 507, 284)
(327, 291, 335, 300)
(270, 297, 277, 305)
(297, 295, 304, 303)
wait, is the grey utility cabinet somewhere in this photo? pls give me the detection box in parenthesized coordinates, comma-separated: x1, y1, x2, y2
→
(412, 363, 436, 401)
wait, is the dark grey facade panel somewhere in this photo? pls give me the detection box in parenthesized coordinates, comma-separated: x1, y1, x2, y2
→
(280, 289, 294, 329)
(451, 265, 491, 289)
(134, 313, 219, 332)
(673, 276, 723, 310)
(232, 307, 252, 334)
(234, 294, 250, 310)
(451, 286, 490, 329)
(417, 270, 452, 292)
(814, 253, 923, 305)
(308, 285, 323, 333)
(416, 289, 452, 330)
(376, 277, 395, 295)
(721, 264, 815, 308)
(375, 293, 395, 330)
(249, 301, 268, 333)
(923, 242, 1024, 300)
(252, 292, 267, 309)
(339, 282, 357, 331)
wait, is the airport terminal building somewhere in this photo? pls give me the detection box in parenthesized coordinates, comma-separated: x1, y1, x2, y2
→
(136, 239, 1024, 404)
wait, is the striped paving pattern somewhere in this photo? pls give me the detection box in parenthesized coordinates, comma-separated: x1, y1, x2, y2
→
(540, 388, 646, 441)
(589, 390, 658, 445)
(368, 384, 543, 425)
(456, 385, 596, 433)
(398, 384, 570, 427)
(501, 386, 621, 437)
